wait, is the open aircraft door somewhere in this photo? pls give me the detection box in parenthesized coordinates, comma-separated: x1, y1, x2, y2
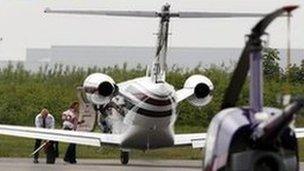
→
(76, 87, 97, 132)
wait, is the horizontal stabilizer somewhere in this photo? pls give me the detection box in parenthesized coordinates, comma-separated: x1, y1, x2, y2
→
(45, 8, 158, 18)
(176, 12, 265, 18)
(45, 8, 266, 19)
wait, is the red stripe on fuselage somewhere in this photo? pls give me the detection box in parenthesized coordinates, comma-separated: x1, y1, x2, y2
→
(133, 93, 172, 106)
(126, 85, 174, 106)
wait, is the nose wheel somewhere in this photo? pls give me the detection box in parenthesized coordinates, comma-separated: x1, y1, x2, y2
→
(120, 151, 129, 165)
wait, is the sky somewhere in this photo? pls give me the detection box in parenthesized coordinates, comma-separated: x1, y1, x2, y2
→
(0, 0, 303, 60)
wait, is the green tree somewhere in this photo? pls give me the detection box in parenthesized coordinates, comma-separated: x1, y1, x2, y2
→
(289, 61, 304, 83)
(262, 48, 281, 79)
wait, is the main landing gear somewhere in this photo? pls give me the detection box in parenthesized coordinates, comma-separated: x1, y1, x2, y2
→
(120, 151, 129, 165)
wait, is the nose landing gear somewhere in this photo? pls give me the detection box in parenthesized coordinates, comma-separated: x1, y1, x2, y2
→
(120, 151, 129, 165)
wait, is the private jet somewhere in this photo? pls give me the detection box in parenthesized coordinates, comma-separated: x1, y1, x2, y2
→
(0, 4, 300, 166)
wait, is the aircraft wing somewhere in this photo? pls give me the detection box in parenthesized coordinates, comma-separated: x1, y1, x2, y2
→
(174, 133, 206, 148)
(173, 127, 304, 149)
(0, 124, 121, 147)
(294, 128, 304, 138)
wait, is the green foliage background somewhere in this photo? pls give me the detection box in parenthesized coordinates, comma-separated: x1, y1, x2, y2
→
(0, 48, 303, 129)
(0, 48, 303, 160)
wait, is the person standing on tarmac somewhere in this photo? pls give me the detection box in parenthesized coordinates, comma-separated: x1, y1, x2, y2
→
(33, 108, 56, 164)
(62, 101, 84, 164)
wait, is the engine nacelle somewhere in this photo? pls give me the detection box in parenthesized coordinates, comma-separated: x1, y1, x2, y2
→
(184, 75, 214, 106)
(83, 73, 117, 105)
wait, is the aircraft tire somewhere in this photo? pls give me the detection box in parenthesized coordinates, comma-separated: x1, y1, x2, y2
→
(120, 151, 129, 165)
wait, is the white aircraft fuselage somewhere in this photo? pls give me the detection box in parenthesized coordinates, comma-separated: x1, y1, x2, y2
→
(110, 77, 177, 150)
(62, 4, 215, 151)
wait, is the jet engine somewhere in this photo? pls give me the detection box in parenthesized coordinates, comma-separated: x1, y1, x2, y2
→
(184, 75, 214, 106)
(83, 73, 118, 105)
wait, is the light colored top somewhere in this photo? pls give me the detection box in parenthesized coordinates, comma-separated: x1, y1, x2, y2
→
(62, 109, 79, 130)
(35, 113, 55, 129)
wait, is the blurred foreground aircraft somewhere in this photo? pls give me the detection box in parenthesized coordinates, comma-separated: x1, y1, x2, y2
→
(202, 5, 304, 171)
(0, 4, 302, 166)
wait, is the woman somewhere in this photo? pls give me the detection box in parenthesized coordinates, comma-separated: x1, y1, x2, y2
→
(62, 101, 83, 164)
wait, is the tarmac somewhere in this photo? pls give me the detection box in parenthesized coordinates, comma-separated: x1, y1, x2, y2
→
(0, 158, 201, 171)
(0, 158, 303, 171)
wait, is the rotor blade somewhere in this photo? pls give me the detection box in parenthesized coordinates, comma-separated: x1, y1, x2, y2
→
(221, 5, 298, 109)
(221, 43, 251, 109)
(44, 8, 159, 18)
(175, 12, 266, 18)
